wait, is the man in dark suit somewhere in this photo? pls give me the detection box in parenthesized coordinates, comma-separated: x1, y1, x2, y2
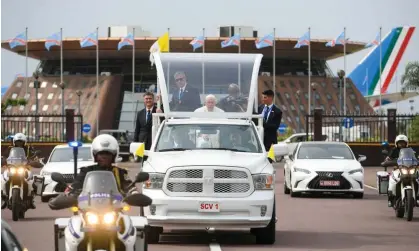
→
(169, 71, 201, 111)
(134, 92, 164, 151)
(258, 89, 282, 151)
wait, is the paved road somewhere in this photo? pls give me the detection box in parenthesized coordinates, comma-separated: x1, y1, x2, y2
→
(2, 164, 419, 251)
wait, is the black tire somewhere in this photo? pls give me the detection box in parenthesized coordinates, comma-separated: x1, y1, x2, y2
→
(252, 200, 276, 244)
(353, 193, 364, 199)
(11, 189, 20, 221)
(405, 189, 414, 221)
(284, 182, 290, 194)
(396, 201, 404, 218)
(290, 186, 301, 197)
(41, 196, 51, 203)
(146, 226, 163, 244)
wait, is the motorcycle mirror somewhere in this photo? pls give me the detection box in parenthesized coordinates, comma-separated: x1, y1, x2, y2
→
(134, 172, 149, 183)
(381, 150, 389, 156)
(48, 194, 78, 210)
(51, 172, 66, 184)
(123, 193, 152, 207)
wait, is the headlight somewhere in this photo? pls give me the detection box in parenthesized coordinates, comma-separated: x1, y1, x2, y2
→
(144, 173, 165, 189)
(85, 212, 116, 225)
(252, 174, 274, 190)
(85, 212, 99, 225)
(348, 168, 363, 175)
(401, 168, 408, 175)
(103, 212, 116, 224)
(9, 167, 25, 175)
(294, 167, 310, 174)
(408, 168, 416, 175)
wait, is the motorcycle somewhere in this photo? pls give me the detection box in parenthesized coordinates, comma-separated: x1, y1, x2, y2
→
(381, 147, 419, 221)
(50, 171, 152, 251)
(1, 147, 44, 221)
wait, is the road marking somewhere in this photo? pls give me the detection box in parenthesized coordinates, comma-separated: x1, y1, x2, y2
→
(365, 184, 378, 190)
(209, 243, 222, 251)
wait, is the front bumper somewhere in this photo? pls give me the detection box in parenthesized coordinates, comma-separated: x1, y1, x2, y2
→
(291, 171, 364, 193)
(143, 189, 274, 229)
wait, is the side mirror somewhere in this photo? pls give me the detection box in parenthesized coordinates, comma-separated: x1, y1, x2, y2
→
(115, 156, 123, 163)
(49, 194, 78, 210)
(134, 172, 150, 183)
(357, 154, 367, 162)
(273, 143, 289, 158)
(123, 193, 152, 207)
(284, 139, 291, 143)
(381, 150, 389, 156)
(51, 172, 66, 184)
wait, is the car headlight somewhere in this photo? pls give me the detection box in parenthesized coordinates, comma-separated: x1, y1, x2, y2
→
(252, 174, 274, 190)
(293, 167, 310, 174)
(144, 173, 165, 189)
(348, 168, 363, 175)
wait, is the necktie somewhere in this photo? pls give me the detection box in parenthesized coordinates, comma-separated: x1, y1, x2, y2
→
(146, 110, 151, 122)
(263, 106, 269, 121)
(179, 88, 183, 100)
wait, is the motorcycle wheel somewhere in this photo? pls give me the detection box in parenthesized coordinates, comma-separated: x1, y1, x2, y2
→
(405, 189, 414, 221)
(11, 189, 20, 221)
(395, 199, 404, 218)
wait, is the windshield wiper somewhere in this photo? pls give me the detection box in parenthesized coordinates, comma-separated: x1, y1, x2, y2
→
(200, 147, 248, 152)
(159, 148, 191, 152)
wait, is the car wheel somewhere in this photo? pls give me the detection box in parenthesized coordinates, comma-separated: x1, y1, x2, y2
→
(284, 182, 290, 195)
(290, 187, 301, 198)
(251, 199, 276, 244)
(146, 226, 163, 244)
(352, 192, 364, 199)
(41, 196, 50, 203)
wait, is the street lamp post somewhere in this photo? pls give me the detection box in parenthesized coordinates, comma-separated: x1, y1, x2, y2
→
(33, 72, 40, 140)
(311, 82, 318, 110)
(76, 90, 83, 115)
(337, 70, 346, 142)
(296, 90, 301, 133)
(58, 82, 66, 141)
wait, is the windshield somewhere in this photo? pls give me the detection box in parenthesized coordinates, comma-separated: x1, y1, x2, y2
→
(155, 123, 262, 153)
(49, 147, 93, 162)
(7, 147, 27, 165)
(100, 131, 128, 143)
(156, 53, 261, 115)
(78, 171, 123, 210)
(397, 148, 418, 167)
(297, 144, 354, 160)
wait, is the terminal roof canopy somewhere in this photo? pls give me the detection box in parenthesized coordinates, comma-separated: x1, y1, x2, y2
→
(154, 53, 263, 118)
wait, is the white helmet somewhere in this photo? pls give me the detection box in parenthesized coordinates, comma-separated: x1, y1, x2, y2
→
(91, 134, 119, 162)
(395, 134, 409, 146)
(13, 133, 27, 146)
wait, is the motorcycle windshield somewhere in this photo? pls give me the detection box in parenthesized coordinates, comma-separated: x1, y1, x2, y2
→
(397, 148, 418, 167)
(77, 171, 123, 211)
(7, 147, 28, 165)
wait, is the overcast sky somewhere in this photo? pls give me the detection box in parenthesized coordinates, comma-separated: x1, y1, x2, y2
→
(1, 0, 418, 93)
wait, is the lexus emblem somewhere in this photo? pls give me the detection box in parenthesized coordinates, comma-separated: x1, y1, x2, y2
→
(326, 173, 334, 178)
(203, 177, 214, 185)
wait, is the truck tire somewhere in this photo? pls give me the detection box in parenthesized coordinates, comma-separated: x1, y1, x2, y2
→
(251, 200, 276, 244)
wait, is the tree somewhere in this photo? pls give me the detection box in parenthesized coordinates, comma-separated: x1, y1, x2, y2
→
(401, 61, 419, 92)
(1, 98, 28, 113)
(409, 115, 419, 143)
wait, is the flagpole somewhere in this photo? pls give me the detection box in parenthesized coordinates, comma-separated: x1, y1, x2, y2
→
(60, 28, 65, 140)
(238, 28, 241, 89)
(379, 26, 383, 113)
(25, 27, 28, 95)
(202, 28, 205, 95)
(343, 27, 347, 116)
(308, 27, 311, 115)
(132, 28, 136, 131)
(96, 27, 99, 136)
(167, 28, 171, 88)
(60, 28, 63, 86)
(396, 68, 399, 111)
(273, 28, 276, 104)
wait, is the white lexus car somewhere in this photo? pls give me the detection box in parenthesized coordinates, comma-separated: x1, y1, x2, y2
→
(275, 141, 366, 198)
(40, 144, 95, 202)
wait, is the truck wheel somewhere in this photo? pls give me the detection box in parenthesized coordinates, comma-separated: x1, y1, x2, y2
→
(146, 226, 163, 244)
(251, 200, 276, 244)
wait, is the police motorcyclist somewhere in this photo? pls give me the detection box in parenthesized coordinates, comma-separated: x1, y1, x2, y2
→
(1, 133, 37, 209)
(49, 135, 134, 209)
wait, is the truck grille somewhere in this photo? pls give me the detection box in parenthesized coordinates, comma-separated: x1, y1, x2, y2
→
(164, 167, 253, 197)
(307, 171, 351, 190)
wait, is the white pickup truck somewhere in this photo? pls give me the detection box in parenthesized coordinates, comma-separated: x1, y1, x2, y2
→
(130, 52, 279, 245)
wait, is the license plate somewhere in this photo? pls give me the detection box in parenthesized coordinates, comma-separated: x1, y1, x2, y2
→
(198, 202, 220, 212)
(320, 180, 340, 186)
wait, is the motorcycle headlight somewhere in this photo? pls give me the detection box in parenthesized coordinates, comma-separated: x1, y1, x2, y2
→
(348, 168, 363, 175)
(85, 212, 99, 225)
(401, 168, 408, 175)
(144, 173, 165, 189)
(252, 174, 274, 190)
(294, 167, 311, 174)
(9, 167, 25, 175)
(408, 168, 416, 175)
(103, 212, 116, 224)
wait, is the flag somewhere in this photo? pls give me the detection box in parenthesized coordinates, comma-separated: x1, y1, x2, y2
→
(294, 31, 310, 48)
(9, 32, 26, 49)
(80, 32, 98, 48)
(118, 33, 134, 50)
(221, 34, 240, 48)
(255, 33, 274, 49)
(190, 35, 204, 51)
(325, 31, 346, 47)
(149, 32, 170, 66)
(45, 32, 61, 51)
(135, 143, 145, 157)
(365, 32, 380, 48)
(267, 144, 275, 161)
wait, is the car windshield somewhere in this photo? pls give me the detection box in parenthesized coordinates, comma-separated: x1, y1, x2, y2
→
(397, 148, 418, 167)
(7, 147, 27, 165)
(297, 144, 354, 160)
(49, 147, 93, 162)
(100, 131, 128, 143)
(155, 123, 263, 153)
(78, 171, 123, 211)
